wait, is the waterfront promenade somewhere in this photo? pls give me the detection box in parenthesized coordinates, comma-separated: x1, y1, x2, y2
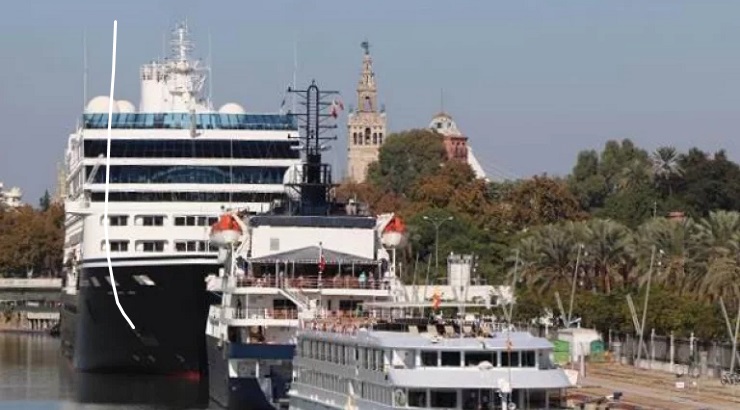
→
(0, 278, 61, 332)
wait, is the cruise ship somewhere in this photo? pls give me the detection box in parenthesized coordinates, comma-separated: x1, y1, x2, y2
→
(59, 22, 301, 374)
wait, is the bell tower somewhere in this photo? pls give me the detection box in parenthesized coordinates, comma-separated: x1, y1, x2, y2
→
(347, 40, 387, 183)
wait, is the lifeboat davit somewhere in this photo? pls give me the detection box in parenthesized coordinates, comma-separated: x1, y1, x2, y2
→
(209, 214, 242, 246)
(381, 215, 407, 249)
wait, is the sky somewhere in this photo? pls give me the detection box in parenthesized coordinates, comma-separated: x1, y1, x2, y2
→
(2, 0, 740, 203)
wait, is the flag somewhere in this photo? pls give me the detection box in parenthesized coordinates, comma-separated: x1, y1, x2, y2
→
(318, 243, 326, 274)
(330, 99, 344, 118)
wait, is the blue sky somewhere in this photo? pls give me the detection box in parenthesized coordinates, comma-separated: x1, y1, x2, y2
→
(2, 0, 740, 203)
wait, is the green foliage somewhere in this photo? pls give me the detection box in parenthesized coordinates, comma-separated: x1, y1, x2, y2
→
(367, 129, 446, 195)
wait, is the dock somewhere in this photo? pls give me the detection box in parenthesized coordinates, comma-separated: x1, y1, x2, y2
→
(570, 362, 740, 409)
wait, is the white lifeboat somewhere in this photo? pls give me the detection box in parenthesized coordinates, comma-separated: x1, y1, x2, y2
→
(380, 215, 407, 249)
(209, 214, 242, 247)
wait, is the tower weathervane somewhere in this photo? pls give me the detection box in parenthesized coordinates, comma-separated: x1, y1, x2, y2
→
(361, 40, 370, 55)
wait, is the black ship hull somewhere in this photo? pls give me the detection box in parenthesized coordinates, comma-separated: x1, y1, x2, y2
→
(206, 334, 294, 410)
(60, 260, 220, 375)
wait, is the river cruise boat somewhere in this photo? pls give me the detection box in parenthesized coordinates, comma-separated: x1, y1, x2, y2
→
(289, 305, 572, 410)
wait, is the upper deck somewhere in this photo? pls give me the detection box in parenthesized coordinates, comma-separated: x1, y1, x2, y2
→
(82, 113, 297, 131)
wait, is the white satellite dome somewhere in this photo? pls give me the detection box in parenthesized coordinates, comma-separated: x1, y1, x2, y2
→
(218, 103, 246, 115)
(86, 96, 119, 114)
(283, 164, 303, 201)
(116, 100, 136, 113)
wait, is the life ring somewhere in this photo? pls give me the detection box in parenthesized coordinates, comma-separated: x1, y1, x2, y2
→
(394, 389, 406, 407)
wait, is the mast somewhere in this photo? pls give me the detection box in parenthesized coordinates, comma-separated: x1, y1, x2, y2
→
(286, 81, 341, 216)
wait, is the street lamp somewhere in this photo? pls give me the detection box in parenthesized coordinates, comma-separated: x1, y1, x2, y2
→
(422, 215, 454, 279)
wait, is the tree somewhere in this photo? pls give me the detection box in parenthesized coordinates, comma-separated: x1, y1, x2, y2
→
(674, 149, 740, 216)
(503, 175, 585, 230)
(367, 129, 446, 195)
(39, 190, 51, 211)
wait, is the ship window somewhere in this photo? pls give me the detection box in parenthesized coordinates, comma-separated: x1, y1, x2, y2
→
(521, 350, 536, 367)
(89, 277, 100, 287)
(408, 389, 426, 407)
(101, 240, 129, 252)
(138, 215, 164, 226)
(104, 215, 128, 226)
(208, 217, 218, 225)
(421, 351, 437, 367)
(91, 191, 286, 203)
(85, 164, 289, 185)
(174, 241, 207, 252)
(464, 352, 497, 367)
(138, 241, 165, 252)
(430, 390, 457, 408)
(339, 345, 345, 365)
(441, 351, 460, 367)
(83, 138, 300, 159)
(175, 217, 185, 226)
(501, 351, 519, 367)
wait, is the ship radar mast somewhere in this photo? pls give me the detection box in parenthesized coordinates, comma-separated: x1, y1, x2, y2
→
(285, 81, 342, 216)
(138, 21, 210, 113)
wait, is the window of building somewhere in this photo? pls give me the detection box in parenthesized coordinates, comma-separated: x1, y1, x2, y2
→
(378, 133, 383, 145)
(372, 133, 377, 144)
(364, 127, 371, 144)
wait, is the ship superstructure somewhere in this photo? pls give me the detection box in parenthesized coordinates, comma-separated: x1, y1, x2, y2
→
(59, 22, 300, 375)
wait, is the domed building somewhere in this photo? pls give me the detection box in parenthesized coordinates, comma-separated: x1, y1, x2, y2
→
(429, 112, 488, 181)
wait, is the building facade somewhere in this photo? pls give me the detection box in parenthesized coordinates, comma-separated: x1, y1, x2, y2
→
(347, 41, 387, 183)
(429, 112, 489, 181)
(0, 182, 23, 208)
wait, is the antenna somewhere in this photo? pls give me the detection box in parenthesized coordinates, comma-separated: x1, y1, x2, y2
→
(208, 29, 213, 108)
(83, 29, 88, 112)
(440, 88, 444, 113)
(292, 41, 298, 113)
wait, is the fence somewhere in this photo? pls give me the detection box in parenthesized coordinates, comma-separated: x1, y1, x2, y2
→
(607, 330, 739, 377)
(511, 323, 740, 378)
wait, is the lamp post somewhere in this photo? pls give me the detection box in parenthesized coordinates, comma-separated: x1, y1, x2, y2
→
(422, 215, 454, 279)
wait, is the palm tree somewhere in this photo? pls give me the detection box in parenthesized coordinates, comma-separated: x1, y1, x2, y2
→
(635, 217, 701, 292)
(690, 211, 740, 302)
(582, 219, 633, 294)
(650, 146, 683, 196)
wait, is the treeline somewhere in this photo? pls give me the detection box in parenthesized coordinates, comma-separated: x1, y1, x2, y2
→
(0, 191, 64, 277)
(337, 130, 740, 340)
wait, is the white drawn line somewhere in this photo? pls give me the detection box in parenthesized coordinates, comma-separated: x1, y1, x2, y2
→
(104, 20, 135, 329)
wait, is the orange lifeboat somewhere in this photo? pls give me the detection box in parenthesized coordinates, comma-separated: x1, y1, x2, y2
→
(209, 214, 242, 246)
(381, 215, 407, 249)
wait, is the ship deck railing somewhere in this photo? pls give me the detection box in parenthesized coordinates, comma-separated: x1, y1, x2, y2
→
(301, 316, 519, 340)
(235, 275, 386, 290)
(211, 306, 300, 321)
